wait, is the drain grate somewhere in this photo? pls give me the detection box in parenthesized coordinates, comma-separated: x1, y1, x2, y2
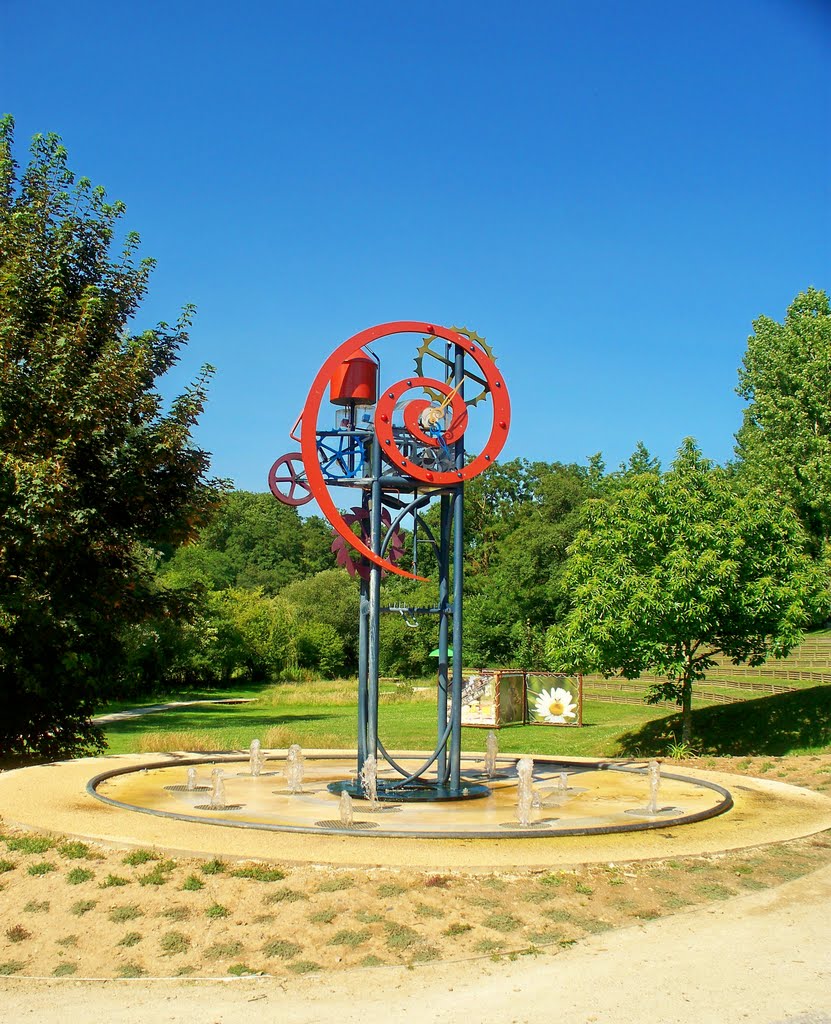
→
(193, 804, 244, 811)
(624, 806, 679, 817)
(272, 789, 326, 796)
(164, 785, 210, 793)
(499, 818, 558, 830)
(315, 819, 379, 830)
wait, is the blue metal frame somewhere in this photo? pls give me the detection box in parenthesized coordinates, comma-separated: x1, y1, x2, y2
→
(330, 340, 477, 802)
(316, 430, 367, 480)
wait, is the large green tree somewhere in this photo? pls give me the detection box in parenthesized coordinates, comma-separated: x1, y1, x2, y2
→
(735, 288, 831, 553)
(463, 459, 597, 666)
(160, 492, 335, 595)
(0, 117, 223, 757)
(281, 569, 360, 670)
(546, 440, 827, 745)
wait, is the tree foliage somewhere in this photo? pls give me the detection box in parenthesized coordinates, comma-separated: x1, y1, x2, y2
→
(194, 492, 334, 593)
(463, 459, 597, 666)
(735, 288, 831, 552)
(0, 117, 224, 756)
(281, 569, 360, 668)
(546, 439, 827, 744)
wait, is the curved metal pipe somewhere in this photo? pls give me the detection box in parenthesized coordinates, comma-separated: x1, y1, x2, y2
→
(376, 716, 454, 787)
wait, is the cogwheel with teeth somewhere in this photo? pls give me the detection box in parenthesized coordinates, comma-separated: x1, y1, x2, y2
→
(414, 326, 495, 407)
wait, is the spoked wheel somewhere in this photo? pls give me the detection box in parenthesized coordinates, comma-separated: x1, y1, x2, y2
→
(268, 452, 312, 506)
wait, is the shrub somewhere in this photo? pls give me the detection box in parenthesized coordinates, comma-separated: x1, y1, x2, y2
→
(108, 905, 143, 923)
(59, 842, 92, 860)
(287, 960, 320, 975)
(482, 913, 522, 933)
(6, 836, 55, 854)
(117, 962, 145, 978)
(229, 865, 286, 882)
(100, 874, 130, 888)
(384, 923, 419, 950)
(204, 941, 243, 961)
(262, 939, 302, 959)
(123, 850, 159, 867)
(328, 929, 370, 949)
(70, 900, 97, 916)
(66, 868, 94, 885)
(265, 888, 306, 904)
(27, 862, 56, 876)
(160, 931, 191, 955)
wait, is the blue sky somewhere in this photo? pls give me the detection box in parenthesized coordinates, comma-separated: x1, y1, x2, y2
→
(3, 0, 829, 490)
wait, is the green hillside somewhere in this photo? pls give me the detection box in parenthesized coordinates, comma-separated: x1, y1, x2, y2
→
(582, 630, 831, 709)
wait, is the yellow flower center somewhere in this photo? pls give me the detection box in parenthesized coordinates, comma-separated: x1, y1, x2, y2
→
(548, 700, 564, 716)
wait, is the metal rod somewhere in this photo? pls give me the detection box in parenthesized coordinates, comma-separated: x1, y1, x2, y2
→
(357, 571, 369, 770)
(413, 491, 418, 576)
(449, 343, 465, 791)
(319, 475, 457, 491)
(379, 606, 447, 616)
(437, 492, 451, 784)
(366, 425, 383, 763)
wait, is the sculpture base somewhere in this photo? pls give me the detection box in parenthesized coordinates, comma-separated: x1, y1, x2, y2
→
(327, 779, 491, 803)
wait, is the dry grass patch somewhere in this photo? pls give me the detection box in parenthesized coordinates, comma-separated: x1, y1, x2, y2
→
(135, 732, 219, 753)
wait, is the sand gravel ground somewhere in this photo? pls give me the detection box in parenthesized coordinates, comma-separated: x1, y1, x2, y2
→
(2, 752, 830, 1022)
(1, 860, 830, 1024)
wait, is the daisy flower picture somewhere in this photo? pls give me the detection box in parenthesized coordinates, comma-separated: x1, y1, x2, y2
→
(526, 675, 582, 726)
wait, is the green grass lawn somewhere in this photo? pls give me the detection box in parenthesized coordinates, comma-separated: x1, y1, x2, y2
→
(95, 632, 831, 760)
(99, 675, 831, 760)
(100, 679, 670, 758)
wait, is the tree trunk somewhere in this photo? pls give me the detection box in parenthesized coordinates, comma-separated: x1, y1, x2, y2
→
(681, 672, 693, 746)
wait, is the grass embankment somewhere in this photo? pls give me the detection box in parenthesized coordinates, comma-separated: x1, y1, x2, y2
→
(101, 678, 831, 760)
(583, 628, 831, 710)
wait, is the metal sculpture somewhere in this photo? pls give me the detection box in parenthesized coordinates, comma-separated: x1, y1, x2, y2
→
(269, 321, 511, 800)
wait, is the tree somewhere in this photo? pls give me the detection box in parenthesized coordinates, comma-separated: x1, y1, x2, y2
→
(546, 440, 827, 745)
(464, 460, 596, 666)
(616, 441, 661, 479)
(195, 492, 334, 594)
(296, 621, 345, 678)
(213, 589, 296, 680)
(735, 288, 831, 553)
(162, 492, 336, 595)
(0, 117, 224, 757)
(281, 569, 361, 670)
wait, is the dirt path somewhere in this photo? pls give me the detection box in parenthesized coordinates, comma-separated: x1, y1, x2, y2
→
(92, 700, 254, 725)
(2, 861, 830, 1024)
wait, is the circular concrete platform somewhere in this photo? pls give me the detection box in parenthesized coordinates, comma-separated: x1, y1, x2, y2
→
(1, 750, 831, 870)
(88, 752, 732, 839)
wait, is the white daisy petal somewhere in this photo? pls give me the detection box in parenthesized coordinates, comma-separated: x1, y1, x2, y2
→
(533, 686, 577, 723)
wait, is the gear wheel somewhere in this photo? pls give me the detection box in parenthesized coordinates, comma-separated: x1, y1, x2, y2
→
(414, 326, 495, 407)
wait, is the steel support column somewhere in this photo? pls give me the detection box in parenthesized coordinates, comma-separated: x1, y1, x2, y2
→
(449, 343, 466, 791)
(365, 426, 383, 763)
(436, 493, 451, 784)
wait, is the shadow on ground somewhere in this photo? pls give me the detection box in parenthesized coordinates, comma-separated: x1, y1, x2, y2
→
(617, 686, 831, 756)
